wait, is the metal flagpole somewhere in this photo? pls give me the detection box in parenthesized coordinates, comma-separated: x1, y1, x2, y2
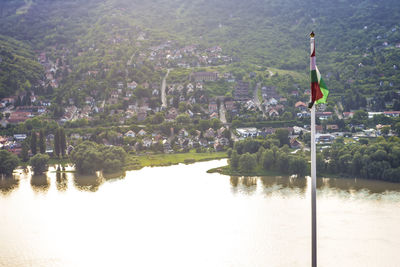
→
(310, 32, 317, 267)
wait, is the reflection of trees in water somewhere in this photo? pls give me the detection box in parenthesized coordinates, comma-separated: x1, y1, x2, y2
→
(31, 174, 50, 192)
(0, 175, 19, 195)
(260, 176, 307, 196)
(73, 173, 103, 192)
(229, 176, 257, 195)
(229, 175, 308, 197)
(102, 171, 126, 181)
(321, 177, 400, 195)
(56, 172, 68, 192)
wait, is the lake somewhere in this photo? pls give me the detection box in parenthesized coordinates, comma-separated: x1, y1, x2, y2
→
(1, 159, 400, 267)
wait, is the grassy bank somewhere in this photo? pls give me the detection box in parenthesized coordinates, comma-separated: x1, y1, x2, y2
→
(126, 150, 227, 170)
(207, 165, 283, 177)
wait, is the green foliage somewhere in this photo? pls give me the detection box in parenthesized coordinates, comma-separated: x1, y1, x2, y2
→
(239, 153, 257, 173)
(324, 138, 400, 182)
(0, 35, 43, 97)
(30, 132, 37, 155)
(30, 153, 49, 174)
(71, 141, 128, 174)
(0, 150, 19, 175)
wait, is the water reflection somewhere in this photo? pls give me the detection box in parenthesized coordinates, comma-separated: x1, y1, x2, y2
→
(0, 175, 19, 195)
(230, 174, 400, 199)
(73, 173, 103, 192)
(56, 172, 68, 192)
(102, 171, 126, 181)
(31, 174, 50, 193)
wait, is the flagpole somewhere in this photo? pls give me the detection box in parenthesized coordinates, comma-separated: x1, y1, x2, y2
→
(310, 31, 317, 267)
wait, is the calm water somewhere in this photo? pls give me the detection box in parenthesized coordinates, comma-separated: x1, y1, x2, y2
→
(1, 159, 400, 267)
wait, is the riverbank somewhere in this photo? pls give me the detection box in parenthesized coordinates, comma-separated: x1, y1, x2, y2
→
(126, 151, 227, 170)
(17, 151, 228, 173)
(207, 165, 283, 176)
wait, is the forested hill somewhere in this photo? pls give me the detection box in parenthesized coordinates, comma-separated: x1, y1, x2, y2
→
(0, 35, 43, 97)
(1, 0, 400, 101)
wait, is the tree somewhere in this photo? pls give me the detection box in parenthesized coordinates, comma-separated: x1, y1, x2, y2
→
(30, 153, 50, 174)
(54, 129, 60, 157)
(0, 150, 19, 175)
(71, 141, 102, 174)
(30, 132, 37, 155)
(60, 128, 66, 157)
(20, 143, 30, 162)
(275, 129, 290, 147)
(262, 149, 274, 170)
(239, 153, 257, 173)
(230, 150, 239, 170)
(289, 156, 308, 177)
(39, 129, 46, 154)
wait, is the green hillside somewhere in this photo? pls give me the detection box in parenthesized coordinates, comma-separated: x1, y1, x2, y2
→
(0, 0, 399, 106)
(0, 35, 43, 97)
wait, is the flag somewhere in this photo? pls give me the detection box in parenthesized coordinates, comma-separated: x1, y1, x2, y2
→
(309, 33, 329, 108)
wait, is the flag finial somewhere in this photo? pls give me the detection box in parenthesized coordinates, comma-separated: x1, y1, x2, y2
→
(310, 31, 315, 38)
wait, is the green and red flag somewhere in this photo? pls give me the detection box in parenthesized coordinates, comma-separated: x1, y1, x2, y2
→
(309, 32, 329, 108)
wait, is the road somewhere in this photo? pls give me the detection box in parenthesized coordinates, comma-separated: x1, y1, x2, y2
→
(253, 82, 267, 117)
(161, 69, 170, 108)
(219, 100, 227, 124)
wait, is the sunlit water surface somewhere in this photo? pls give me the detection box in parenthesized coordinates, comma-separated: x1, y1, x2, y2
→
(1, 159, 400, 267)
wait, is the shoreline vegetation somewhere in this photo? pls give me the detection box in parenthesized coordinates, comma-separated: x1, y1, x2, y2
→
(14, 150, 228, 174)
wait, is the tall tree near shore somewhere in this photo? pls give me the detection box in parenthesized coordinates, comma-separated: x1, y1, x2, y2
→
(30, 132, 37, 155)
(39, 129, 46, 154)
(54, 129, 60, 158)
(60, 128, 66, 157)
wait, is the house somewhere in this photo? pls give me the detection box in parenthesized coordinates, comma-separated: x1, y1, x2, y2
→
(268, 108, 279, 117)
(137, 129, 147, 136)
(326, 124, 339, 131)
(192, 72, 218, 82)
(187, 83, 194, 90)
(143, 138, 152, 148)
(178, 128, 189, 138)
(316, 133, 335, 143)
(7, 112, 31, 123)
(125, 130, 136, 138)
(267, 97, 278, 106)
(343, 112, 354, 119)
(163, 140, 173, 153)
(209, 112, 218, 119)
(316, 112, 332, 120)
(204, 128, 215, 138)
(290, 138, 301, 149)
(127, 81, 138, 90)
(13, 134, 27, 141)
(166, 108, 178, 120)
(234, 81, 250, 101)
(208, 102, 218, 113)
(236, 127, 258, 138)
(315, 125, 323, 133)
(295, 101, 307, 111)
(384, 111, 400, 117)
(217, 127, 226, 137)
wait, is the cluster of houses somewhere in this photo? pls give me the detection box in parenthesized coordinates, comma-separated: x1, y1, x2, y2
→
(144, 41, 233, 69)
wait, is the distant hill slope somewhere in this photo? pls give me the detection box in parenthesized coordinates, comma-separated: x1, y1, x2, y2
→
(0, 35, 43, 97)
(0, 0, 399, 102)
